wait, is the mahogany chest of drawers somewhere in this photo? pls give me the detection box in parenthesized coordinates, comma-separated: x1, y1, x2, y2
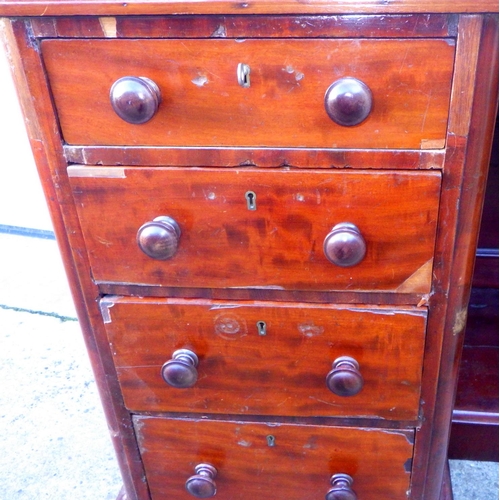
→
(0, 2, 497, 499)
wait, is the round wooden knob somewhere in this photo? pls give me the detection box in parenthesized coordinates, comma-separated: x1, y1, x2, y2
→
(323, 223, 366, 268)
(110, 76, 161, 124)
(324, 77, 372, 126)
(326, 356, 364, 397)
(161, 349, 199, 388)
(325, 473, 357, 500)
(185, 464, 217, 498)
(137, 216, 181, 260)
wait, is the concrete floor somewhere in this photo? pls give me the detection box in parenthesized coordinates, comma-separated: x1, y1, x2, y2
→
(0, 33, 498, 500)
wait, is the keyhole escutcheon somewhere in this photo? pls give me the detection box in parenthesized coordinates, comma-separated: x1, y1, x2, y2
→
(237, 63, 251, 88)
(245, 191, 257, 210)
(257, 321, 267, 336)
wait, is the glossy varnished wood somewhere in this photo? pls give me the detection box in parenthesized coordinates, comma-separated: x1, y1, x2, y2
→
(0, 7, 497, 500)
(101, 297, 427, 420)
(0, 0, 497, 17)
(42, 38, 454, 149)
(134, 416, 414, 500)
(68, 166, 441, 293)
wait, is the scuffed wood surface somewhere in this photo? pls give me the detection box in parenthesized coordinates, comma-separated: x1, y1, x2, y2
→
(64, 145, 446, 169)
(102, 297, 427, 419)
(30, 14, 457, 38)
(68, 166, 442, 293)
(134, 416, 414, 500)
(0, 0, 497, 17)
(41, 38, 455, 149)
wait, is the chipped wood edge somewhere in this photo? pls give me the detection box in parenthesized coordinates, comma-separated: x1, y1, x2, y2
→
(396, 259, 434, 294)
(99, 16, 117, 37)
(68, 165, 127, 178)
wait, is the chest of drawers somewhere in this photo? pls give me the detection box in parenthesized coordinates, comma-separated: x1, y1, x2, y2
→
(0, 2, 497, 499)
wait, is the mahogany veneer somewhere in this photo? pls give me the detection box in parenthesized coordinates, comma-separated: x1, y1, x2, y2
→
(0, 2, 497, 499)
(42, 38, 454, 149)
(68, 167, 441, 292)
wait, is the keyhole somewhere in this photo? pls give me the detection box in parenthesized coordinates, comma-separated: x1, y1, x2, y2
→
(266, 435, 276, 447)
(256, 321, 267, 336)
(245, 191, 257, 210)
(237, 63, 251, 88)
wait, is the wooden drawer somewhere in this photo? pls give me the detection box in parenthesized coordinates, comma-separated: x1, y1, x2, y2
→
(69, 166, 441, 293)
(101, 297, 427, 420)
(134, 416, 414, 499)
(42, 38, 454, 149)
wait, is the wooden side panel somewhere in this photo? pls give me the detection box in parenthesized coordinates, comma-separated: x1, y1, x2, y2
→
(101, 297, 427, 420)
(68, 167, 442, 293)
(41, 38, 455, 149)
(134, 416, 414, 500)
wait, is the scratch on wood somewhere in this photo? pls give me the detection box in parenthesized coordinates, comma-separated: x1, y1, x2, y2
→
(452, 308, 468, 335)
(99, 17, 117, 38)
(346, 307, 427, 318)
(308, 396, 342, 408)
(209, 304, 242, 310)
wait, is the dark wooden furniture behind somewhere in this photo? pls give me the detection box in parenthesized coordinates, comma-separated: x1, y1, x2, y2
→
(0, 2, 498, 499)
(449, 117, 499, 462)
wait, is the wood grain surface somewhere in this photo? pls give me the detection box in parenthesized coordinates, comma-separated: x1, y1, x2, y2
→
(0, 0, 497, 17)
(68, 166, 441, 293)
(42, 38, 454, 149)
(30, 14, 457, 39)
(134, 416, 414, 500)
(101, 297, 427, 419)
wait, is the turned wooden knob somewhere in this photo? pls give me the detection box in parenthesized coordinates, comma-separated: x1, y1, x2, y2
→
(185, 464, 217, 498)
(323, 223, 366, 267)
(161, 349, 199, 388)
(326, 356, 364, 397)
(137, 216, 181, 260)
(110, 76, 161, 124)
(326, 473, 357, 500)
(324, 77, 372, 126)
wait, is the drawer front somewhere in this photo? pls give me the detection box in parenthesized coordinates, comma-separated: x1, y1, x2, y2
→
(102, 297, 427, 420)
(69, 166, 441, 293)
(42, 38, 454, 149)
(134, 416, 413, 499)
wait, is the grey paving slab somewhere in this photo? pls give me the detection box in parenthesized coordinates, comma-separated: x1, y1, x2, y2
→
(0, 233, 76, 319)
(450, 460, 499, 500)
(0, 308, 122, 499)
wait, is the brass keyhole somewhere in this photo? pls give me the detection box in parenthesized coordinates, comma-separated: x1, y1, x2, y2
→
(245, 191, 257, 210)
